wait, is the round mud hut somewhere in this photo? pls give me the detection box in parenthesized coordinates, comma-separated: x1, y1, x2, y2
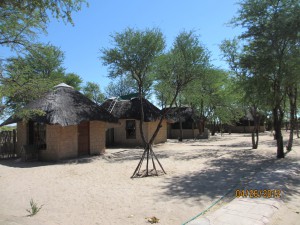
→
(1, 83, 118, 161)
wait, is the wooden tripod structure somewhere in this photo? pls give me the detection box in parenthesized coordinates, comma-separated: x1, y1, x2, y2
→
(131, 144, 166, 178)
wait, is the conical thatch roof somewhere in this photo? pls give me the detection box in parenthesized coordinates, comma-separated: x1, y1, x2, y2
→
(162, 107, 197, 123)
(101, 97, 161, 122)
(1, 83, 118, 126)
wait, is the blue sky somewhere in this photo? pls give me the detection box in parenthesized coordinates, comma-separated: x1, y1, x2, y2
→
(4, 0, 242, 91)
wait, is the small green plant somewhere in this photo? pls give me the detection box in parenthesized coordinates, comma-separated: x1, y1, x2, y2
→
(26, 199, 43, 217)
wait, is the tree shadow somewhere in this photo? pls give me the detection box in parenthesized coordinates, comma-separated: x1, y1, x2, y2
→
(170, 149, 225, 161)
(161, 151, 300, 204)
(0, 158, 54, 168)
(194, 142, 252, 149)
(0, 155, 97, 168)
(104, 148, 170, 162)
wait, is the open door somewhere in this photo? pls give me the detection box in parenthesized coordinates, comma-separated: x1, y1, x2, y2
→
(78, 121, 89, 155)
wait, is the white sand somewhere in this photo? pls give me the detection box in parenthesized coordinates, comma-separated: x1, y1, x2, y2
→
(0, 132, 299, 225)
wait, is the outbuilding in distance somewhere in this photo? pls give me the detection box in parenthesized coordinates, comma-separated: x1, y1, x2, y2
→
(0, 83, 118, 161)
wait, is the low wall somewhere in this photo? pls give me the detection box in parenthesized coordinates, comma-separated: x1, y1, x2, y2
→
(227, 125, 265, 133)
(168, 128, 199, 139)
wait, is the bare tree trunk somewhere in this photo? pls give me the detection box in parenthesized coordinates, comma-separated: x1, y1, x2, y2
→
(192, 121, 195, 139)
(287, 87, 297, 151)
(199, 99, 204, 135)
(297, 116, 300, 138)
(176, 100, 183, 142)
(179, 117, 183, 141)
(250, 106, 260, 149)
(211, 120, 216, 136)
(220, 122, 223, 136)
(132, 88, 180, 178)
(273, 107, 284, 158)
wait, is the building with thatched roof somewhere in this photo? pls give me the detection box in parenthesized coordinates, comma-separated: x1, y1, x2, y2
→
(223, 111, 266, 133)
(163, 106, 209, 139)
(101, 97, 167, 147)
(0, 83, 118, 161)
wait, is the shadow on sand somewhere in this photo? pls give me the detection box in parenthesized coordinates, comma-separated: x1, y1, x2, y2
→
(162, 150, 300, 203)
(0, 155, 97, 168)
(105, 148, 170, 162)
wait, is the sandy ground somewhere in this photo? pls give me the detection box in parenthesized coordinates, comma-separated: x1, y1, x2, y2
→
(0, 132, 299, 225)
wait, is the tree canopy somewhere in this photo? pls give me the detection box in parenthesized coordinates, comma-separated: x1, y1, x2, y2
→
(82, 81, 105, 105)
(221, 0, 300, 157)
(1, 44, 83, 117)
(0, 0, 88, 50)
(0, 0, 86, 118)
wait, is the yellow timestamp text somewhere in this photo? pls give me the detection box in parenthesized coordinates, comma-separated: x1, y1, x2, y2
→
(235, 189, 281, 198)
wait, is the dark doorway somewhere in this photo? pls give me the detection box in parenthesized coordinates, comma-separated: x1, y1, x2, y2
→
(126, 120, 136, 139)
(78, 121, 90, 155)
(28, 121, 46, 150)
(106, 128, 114, 147)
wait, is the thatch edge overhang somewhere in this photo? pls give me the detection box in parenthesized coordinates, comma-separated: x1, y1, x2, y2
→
(101, 97, 162, 122)
(162, 107, 197, 123)
(0, 84, 119, 127)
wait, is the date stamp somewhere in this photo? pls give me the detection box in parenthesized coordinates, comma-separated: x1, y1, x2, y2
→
(235, 189, 281, 198)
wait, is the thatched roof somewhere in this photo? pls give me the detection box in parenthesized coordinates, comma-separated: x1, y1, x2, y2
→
(101, 97, 161, 122)
(1, 83, 118, 127)
(162, 107, 197, 123)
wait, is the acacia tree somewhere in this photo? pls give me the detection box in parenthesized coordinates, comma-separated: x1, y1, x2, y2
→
(105, 73, 153, 98)
(102, 28, 166, 177)
(105, 75, 136, 98)
(182, 68, 243, 137)
(154, 31, 209, 143)
(223, 0, 300, 158)
(0, 0, 87, 50)
(284, 47, 300, 150)
(221, 39, 270, 148)
(64, 72, 83, 90)
(0, 0, 86, 117)
(1, 44, 83, 117)
(102, 29, 209, 177)
(82, 81, 105, 105)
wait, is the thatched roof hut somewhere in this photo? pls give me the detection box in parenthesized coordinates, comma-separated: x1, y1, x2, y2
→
(162, 106, 197, 123)
(101, 97, 161, 122)
(162, 107, 205, 139)
(2, 84, 118, 161)
(101, 97, 167, 147)
(1, 83, 118, 126)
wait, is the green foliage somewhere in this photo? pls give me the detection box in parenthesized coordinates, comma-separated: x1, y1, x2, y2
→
(26, 198, 43, 217)
(0, 125, 16, 131)
(222, 0, 300, 156)
(63, 73, 83, 90)
(154, 31, 210, 107)
(82, 82, 105, 105)
(182, 68, 244, 124)
(18, 109, 46, 122)
(221, 0, 300, 112)
(0, 0, 86, 118)
(22, 43, 65, 78)
(0, 0, 88, 50)
(101, 27, 165, 95)
(220, 39, 272, 110)
(105, 75, 137, 98)
(1, 43, 83, 117)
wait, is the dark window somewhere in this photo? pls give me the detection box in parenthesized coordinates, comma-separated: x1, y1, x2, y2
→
(126, 120, 136, 139)
(28, 121, 47, 150)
